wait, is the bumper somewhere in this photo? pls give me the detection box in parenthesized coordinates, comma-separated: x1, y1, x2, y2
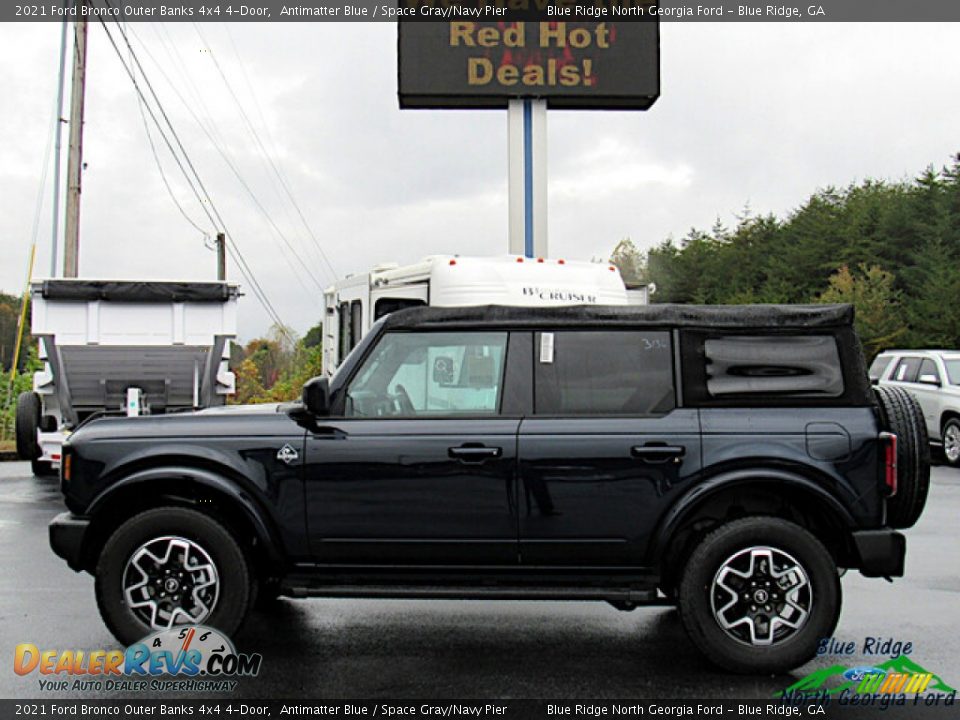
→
(853, 528, 905, 578)
(49, 512, 90, 572)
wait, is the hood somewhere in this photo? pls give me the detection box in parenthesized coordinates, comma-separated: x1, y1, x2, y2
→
(68, 403, 302, 443)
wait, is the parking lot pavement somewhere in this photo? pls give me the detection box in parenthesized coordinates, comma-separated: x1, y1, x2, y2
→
(1, 460, 958, 699)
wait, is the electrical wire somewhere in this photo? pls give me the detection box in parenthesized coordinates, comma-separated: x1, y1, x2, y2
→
(124, 21, 210, 244)
(97, 6, 282, 322)
(124, 23, 318, 297)
(121, 20, 324, 294)
(93, 6, 294, 342)
(203, 22, 339, 282)
(4, 93, 57, 418)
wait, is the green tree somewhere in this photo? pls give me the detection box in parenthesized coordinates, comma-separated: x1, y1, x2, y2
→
(903, 238, 960, 348)
(1, 345, 42, 441)
(609, 238, 646, 285)
(303, 322, 323, 349)
(624, 153, 960, 354)
(0, 293, 33, 373)
(818, 264, 907, 360)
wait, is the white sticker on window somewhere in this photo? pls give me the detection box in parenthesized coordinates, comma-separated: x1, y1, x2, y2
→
(540, 332, 555, 364)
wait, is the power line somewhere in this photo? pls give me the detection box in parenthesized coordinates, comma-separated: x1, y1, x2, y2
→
(124, 21, 210, 243)
(97, 7, 280, 319)
(193, 23, 331, 290)
(93, 5, 293, 342)
(124, 23, 319, 297)
(200, 22, 339, 283)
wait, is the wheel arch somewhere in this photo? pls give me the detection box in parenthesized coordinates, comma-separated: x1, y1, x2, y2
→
(651, 468, 856, 589)
(940, 409, 960, 435)
(80, 465, 285, 576)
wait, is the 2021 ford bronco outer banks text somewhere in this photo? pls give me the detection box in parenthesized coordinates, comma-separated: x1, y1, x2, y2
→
(49, 304, 929, 672)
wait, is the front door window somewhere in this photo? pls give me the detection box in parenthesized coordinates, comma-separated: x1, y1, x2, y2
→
(345, 332, 507, 417)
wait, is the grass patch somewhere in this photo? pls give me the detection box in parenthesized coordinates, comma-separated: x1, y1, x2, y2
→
(0, 440, 15, 454)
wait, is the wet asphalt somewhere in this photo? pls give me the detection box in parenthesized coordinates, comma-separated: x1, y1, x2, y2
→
(1, 461, 958, 700)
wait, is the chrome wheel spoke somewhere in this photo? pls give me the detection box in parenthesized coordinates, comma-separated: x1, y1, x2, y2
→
(710, 545, 812, 647)
(122, 535, 220, 631)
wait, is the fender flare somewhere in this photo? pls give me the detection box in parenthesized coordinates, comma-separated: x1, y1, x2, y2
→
(86, 464, 285, 566)
(648, 467, 857, 564)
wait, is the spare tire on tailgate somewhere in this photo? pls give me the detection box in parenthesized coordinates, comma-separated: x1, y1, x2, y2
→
(873, 385, 930, 529)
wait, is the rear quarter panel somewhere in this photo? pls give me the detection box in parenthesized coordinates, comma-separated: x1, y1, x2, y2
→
(699, 407, 884, 528)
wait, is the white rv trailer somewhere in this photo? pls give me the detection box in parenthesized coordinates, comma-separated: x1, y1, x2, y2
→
(322, 255, 647, 377)
(16, 280, 238, 473)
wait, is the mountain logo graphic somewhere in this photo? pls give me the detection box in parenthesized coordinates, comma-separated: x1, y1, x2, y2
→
(779, 655, 957, 697)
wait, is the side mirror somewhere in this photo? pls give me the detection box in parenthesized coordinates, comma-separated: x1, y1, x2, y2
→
(302, 377, 330, 416)
(918, 373, 941, 387)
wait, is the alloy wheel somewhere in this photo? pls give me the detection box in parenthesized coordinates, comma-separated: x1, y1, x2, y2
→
(122, 536, 219, 630)
(710, 545, 812, 646)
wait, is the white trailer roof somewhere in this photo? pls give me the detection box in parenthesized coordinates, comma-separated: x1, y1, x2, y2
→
(360, 255, 630, 307)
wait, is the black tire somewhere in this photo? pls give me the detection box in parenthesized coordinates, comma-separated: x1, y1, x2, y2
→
(15, 392, 41, 460)
(678, 517, 841, 674)
(942, 417, 960, 468)
(874, 385, 931, 528)
(31, 459, 56, 477)
(95, 507, 252, 646)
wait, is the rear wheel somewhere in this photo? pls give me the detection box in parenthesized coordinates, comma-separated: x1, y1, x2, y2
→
(943, 418, 960, 468)
(678, 517, 841, 673)
(95, 507, 252, 645)
(874, 385, 931, 528)
(15, 392, 41, 461)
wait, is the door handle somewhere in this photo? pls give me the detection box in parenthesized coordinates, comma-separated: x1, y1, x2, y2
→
(448, 444, 503, 464)
(631, 444, 686, 464)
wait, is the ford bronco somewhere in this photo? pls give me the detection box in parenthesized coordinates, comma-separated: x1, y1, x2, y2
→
(49, 304, 929, 672)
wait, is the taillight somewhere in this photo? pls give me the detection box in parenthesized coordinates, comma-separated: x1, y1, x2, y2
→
(62, 452, 72, 484)
(880, 432, 897, 496)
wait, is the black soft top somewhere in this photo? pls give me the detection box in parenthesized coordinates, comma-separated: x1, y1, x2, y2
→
(382, 303, 854, 331)
(37, 280, 238, 303)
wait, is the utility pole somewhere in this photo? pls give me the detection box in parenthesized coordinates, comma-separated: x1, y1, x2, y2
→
(63, 9, 88, 279)
(216, 232, 226, 281)
(50, 5, 70, 278)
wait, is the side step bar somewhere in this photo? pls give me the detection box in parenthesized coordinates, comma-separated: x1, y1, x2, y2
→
(280, 584, 671, 608)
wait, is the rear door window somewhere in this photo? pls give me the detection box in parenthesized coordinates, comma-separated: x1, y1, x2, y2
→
(893, 357, 922, 383)
(534, 331, 675, 416)
(868, 355, 894, 382)
(917, 358, 941, 384)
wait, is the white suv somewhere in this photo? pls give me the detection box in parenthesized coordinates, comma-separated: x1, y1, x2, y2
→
(872, 350, 960, 466)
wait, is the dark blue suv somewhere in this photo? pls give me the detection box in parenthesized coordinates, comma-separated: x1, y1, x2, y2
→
(49, 304, 929, 672)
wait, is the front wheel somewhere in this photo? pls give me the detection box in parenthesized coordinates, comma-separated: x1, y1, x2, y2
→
(678, 517, 841, 673)
(95, 507, 253, 646)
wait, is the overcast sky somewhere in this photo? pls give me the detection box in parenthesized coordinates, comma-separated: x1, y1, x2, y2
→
(1, 21, 958, 340)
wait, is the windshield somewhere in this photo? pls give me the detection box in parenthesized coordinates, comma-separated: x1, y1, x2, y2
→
(945, 359, 960, 385)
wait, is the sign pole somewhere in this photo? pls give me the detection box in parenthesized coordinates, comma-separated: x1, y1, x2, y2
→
(508, 98, 548, 259)
(398, 19, 660, 262)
